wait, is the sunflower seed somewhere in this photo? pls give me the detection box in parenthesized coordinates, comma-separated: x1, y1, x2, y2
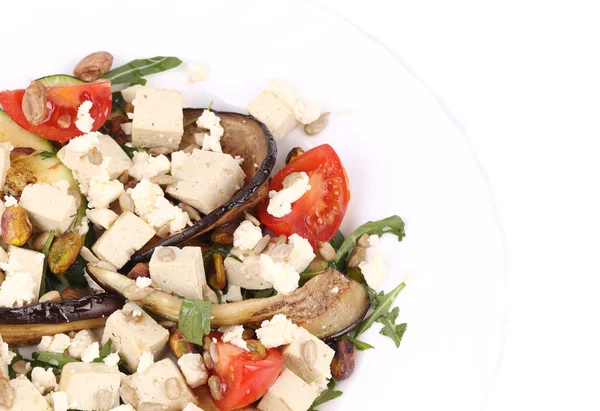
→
(88, 147, 103, 165)
(157, 247, 176, 262)
(208, 375, 223, 400)
(347, 246, 366, 268)
(318, 241, 336, 262)
(253, 234, 271, 255)
(119, 193, 135, 214)
(164, 377, 182, 400)
(178, 203, 201, 221)
(149, 175, 179, 186)
(245, 213, 261, 226)
(39, 290, 61, 303)
(303, 340, 318, 371)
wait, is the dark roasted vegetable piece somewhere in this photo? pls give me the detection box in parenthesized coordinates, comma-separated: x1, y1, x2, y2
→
(125, 109, 276, 270)
(87, 265, 369, 341)
(0, 294, 124, 344)
(330, 339, 356, 380)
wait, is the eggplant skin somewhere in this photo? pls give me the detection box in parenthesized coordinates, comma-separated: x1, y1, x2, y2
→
(0, 294, 124, 325)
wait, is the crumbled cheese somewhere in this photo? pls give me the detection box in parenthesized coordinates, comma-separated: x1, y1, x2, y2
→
(218, 325, 248, 351)
(52, 180, 71, 193)
(77, 216, 89, 236)
(86, 171, 124, 209)
(267, 78, 300, 111)
(42, 333, 71, 354)
(80, 341, 100, 363)
(359, 251, 387, 289)
(233, 220, 263, 251)
(259, 254, 300, 294)
(128, 179, 192, 233)
(284, 234, 316, 273)
(75, 101, 95, 133)
(3, 195, 17, 207)
(63, 132, 100, 156)
(68, 329, 97, 359)
(120, 122, 132, 135)
(182, 404, 204, 411)
(103, 352, 120, 367)
(132, 308, 143, 318)
(368, 234, 380, 247)
(188, 61, 209, 83)
(256, 314, 299, 348)
(223, 284, 243, 302)
(51, 391, 70, 411)
(0, 256, 35, 308)
(127, 112, 134, 120)
(196, 110, 224, 153)
(86, 208, 118, 230)
(193, 133, 204, 146)
(310, 376, 330, 394)
(110, 405, 135, 411)
(135, 276, 152, 289)
(137, 350, 154, 373)
(294, 100, 322, 124)
(31, 367, 57, 394)
(234, 155, 244, 165)
(129, 151, 170, 181)
(178, 353, 208, 388)
(331, 286, 339, 294)
(0, 341, 16, 366)
(267, 172, 311, 218)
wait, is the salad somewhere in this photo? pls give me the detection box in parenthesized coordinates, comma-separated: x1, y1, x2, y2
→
(0, 52, 407, 411)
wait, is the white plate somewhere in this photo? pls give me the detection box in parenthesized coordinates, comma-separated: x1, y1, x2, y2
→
(1, 1, 506, 410)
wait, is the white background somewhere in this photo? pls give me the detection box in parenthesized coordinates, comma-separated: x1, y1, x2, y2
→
(309, 0, 600, 410)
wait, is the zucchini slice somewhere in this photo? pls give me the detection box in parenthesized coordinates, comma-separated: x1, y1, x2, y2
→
(36, 74, 84, 87)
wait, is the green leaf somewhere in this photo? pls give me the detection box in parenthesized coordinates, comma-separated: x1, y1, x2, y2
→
(309, 378, 343, 411)
(39, 231, 55, 297)
(38, 151, 55, 160)
(203, 249, 242, 263)
(32, 352, 78, 370)
(119, 144, 146, 159)
(93, 339, 112, 362)
(111, 91, 124, 108)
(253, 288, 276, 298)
(329, 230, 345, 250)
(344, 335, 374, 351)
(179, 299, 213, 345)
(299, 270, 325, 286)
(332, 215, 406, 265)
(353, 282, 405, 338)
(378, 309, 407, 347)
(102, 56, 182, 85)
(84, 222, 96, 249)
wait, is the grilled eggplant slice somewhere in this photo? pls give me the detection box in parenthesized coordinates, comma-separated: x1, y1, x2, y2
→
(127, 110, 276, 269)
(0, 294, 124, 344)
(87, 265, 369, 341)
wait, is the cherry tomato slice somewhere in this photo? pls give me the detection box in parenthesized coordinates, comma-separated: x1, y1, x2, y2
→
(258, 144, 350, 246)
(211, 334, 284, 411)
(0, 81, 112, 142)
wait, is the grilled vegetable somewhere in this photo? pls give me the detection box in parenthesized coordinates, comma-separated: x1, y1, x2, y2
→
(87, 265, 369, 341)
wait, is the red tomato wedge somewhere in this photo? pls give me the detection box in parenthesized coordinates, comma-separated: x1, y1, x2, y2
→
(211, 336, 284, 411)
(0, 81, 112, 142)
(258, 144, 350, 246)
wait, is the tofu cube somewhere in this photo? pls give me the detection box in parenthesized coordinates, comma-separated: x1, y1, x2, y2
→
(57, 133, 133, 181)
(8, 245, 44, 302)
(283, 327, 335, 386)
(0, 376, 50, 411)
(149, 246, 206, 299)
(131, 87, 184, 149)
(92, 211, 156, 269)
(20, 183, 77, 234)
(126, 358, 198, 411)
(224, 254, 273, 290)
(257, 369, 318, 411)
(0, 142, 11, 190)
(101, 302, 168, 372)
(247, 90, 298, 142)
(166, 150, 245, 215)
(58, 362, 121, 410)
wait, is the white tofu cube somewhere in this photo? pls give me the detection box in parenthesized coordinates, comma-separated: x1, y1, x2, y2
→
(0, 142, 11, 190)
(224, 254, 273, 290)
(149, 246, 206, 299)
(131, 87, 184, 149)
(58, 362, 121, 410)
(101, 302, 168, 372)
(125, 358, 198, 411)
(247, 90, 298, 142)
(0, 376, 51, 411)
(8, 245, 44, 302)
(283, 327, 335, 386)
(166, 150, 245, 215)
(91, 211, 156, 269)
(20, 183, 77, 234)
(257, 369, 318, 411)
(57, 133, 133, 182)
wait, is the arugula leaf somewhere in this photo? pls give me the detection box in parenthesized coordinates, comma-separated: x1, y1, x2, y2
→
(179, 299, 212, 345)
(39, 231, 55, 297)
(112, 91, 124, 108)
(203, 249, 242, 263)
(377, 307, 407, 347)
(253, 288, 276, 298)
(344, 335, 374, 351)
(332, 215, 406, 265)
(38, 151, 55, 160)
(32, 352, 78, 370)
(329, 230, 345, 250)
(93, 339, 113, 362)
(102, 56, 182, 85)
(299, 270, 325, 286)
(308, 378, 343, 411)
(353, 282, 406, 339)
